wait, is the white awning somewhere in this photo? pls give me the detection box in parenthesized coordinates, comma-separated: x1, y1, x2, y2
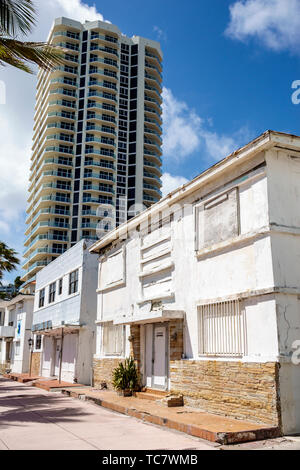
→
(113, 309, 185, 325)
(40, 325, 82, 336)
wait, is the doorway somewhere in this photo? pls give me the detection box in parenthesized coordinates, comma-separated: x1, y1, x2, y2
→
(145, 323, 168, 390)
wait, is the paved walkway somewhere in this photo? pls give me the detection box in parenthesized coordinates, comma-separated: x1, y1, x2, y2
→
(1, 378, 299, 451)
(0, 378, 218, 450)
(64, 388, 278, 445)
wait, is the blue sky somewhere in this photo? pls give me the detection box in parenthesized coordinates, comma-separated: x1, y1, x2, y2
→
(1, 0, 300, 284)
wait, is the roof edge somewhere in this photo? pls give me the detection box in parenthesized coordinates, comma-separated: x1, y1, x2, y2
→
(90, 130, 300, 253)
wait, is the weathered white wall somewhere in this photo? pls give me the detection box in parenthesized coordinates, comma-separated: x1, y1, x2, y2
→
(94, 145, 300, 433)
(33, 239, 98, 384)
(3, 298, 34, 374)
(95, 154, 278, 362)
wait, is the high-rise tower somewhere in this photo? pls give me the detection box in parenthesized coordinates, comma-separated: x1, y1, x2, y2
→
(22, 17, 163, 284)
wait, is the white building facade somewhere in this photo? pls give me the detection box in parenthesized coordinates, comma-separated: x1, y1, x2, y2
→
(0, 295, 34, 374)
(90, 131, 300, 435)
(32, 239, 98, 384)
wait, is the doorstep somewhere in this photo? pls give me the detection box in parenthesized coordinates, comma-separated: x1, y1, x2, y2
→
(3, 372, 41, 383)
(60, 388, 281, 445)
(33, 379, 86, 392)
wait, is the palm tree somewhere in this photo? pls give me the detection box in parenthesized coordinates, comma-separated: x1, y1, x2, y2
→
(0, 0, 64, 73)
(0, 242, 19, 280)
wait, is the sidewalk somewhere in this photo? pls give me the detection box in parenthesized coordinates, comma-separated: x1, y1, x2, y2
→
(0, 377, 218, 450)
(61, 388, 281, 445)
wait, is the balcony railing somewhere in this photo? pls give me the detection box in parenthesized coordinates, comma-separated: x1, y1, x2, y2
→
(90, 45, 118, 56)
(85, 147, 115, 158)
(90, 32, 118, 44)
(84, 159, 115, 170)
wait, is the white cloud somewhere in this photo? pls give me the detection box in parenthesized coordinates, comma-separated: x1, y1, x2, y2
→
(226, 0, 300, 52)
(162, 87, 202, 160)
(48, 0, 108, 23)
(162, 87, 250, 164)
(161, 173, 189, 197)
(153, 26, 167, 41)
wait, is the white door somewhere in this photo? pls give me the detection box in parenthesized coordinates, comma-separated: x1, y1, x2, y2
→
(61, 334, 77, 383)
(54, 338, 61, 377)
(42, 336, 52, 378)
(152, 324, 168, 390)
(145, 324, 154, 388)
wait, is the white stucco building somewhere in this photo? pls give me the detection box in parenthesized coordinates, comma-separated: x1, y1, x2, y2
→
(90, 131, 300, 435)
(0, 295, 34, 374)
(32, 239, 98, 384)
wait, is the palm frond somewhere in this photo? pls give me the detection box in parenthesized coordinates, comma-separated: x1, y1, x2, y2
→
(0, 37, 65, 73)
(0, 242, 19, 280)
(0, 0, 35, 36)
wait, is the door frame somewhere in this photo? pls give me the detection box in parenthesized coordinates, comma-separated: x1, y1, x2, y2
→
(151, 322, 169, 391)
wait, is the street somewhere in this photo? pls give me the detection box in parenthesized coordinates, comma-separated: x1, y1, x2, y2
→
(0, 377, 299, 451)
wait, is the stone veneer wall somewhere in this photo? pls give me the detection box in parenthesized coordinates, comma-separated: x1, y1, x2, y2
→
(31, 352, 41, 376)
(93, 358, 121, 388)
(170, 360, 281, 427)
(169, 320, 184, 361)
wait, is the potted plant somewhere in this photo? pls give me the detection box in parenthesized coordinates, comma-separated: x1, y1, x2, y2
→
(112, 357, 139, 397)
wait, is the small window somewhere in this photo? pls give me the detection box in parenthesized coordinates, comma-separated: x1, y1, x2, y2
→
(39, 288, 45, 308)
(15, 341, 20, 356)
(58, 278, 63, 295)
(35, 335, 42, 351)
(102, 323, 125, 356)
(69, 269, 79, 295)
(198, 300, 246, 357)
(48, 282, 56, 304)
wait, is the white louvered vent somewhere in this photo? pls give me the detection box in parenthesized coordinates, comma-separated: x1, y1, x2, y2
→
(198, 300, 247, 357)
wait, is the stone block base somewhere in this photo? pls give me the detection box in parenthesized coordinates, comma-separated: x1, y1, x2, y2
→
(170, 360, 281, 427)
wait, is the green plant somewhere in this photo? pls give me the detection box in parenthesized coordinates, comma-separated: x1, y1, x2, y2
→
(0, 242, 19, 281)
(0, 0, 64, 74)
(112, 357, 139, 392)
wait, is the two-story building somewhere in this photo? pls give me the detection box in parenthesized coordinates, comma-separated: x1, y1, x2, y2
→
(0, 295, 34, 374)
(31, 239, 98, 384)
(90, 130, 300, 436)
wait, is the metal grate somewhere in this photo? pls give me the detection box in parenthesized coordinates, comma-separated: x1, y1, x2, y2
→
(198, 300, 247, 357)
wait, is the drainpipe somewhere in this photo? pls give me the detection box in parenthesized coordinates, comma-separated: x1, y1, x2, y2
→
(58, 328, 64, 384)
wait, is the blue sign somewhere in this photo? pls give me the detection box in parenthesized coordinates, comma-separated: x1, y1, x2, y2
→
(16, 320, 22, 338)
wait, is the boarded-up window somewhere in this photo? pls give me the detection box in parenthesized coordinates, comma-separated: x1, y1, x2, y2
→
(197, 188, 239, 250)
(198, 300, 246, 357)
(103, 323, 125, 356)
(99, 249, 125, 290)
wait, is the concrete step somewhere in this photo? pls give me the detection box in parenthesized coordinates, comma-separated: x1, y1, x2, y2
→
(136, 389, 168, 401)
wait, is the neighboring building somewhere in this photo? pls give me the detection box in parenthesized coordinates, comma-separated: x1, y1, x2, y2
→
(0, 295, 34, 374)
(31, 239, 98, 384)
(22, 16, 163, 286)
(0, 284, 18, 300)
(90, 130, 300, 435)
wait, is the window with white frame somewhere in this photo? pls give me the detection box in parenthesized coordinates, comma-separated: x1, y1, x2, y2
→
(35, 335, 42, 351)
(48, 282, 56, 304)
(102, 323, 125, 356)
(58, 278, 63, 295)
(69, 269, 79, 295)
(198, 300, 246, 357)
(39, 288, 45, 308)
